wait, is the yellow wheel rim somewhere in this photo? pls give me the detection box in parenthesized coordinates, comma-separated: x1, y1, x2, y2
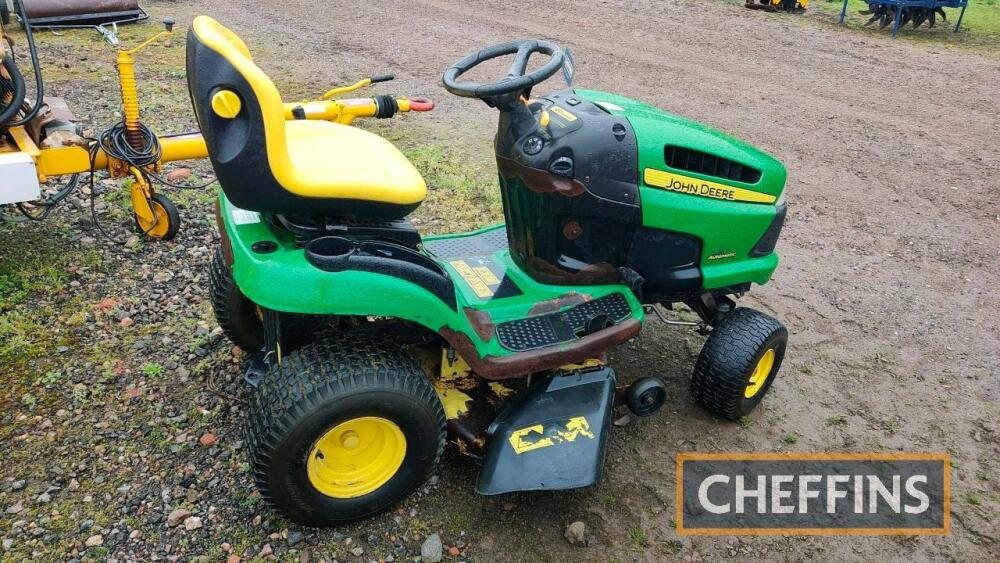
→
(306, 416, 406, 499)
(137, 200, 171, 239)
(744, 348, 776, 399)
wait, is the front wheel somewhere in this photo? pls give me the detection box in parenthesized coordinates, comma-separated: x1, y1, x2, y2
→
(690, 307, 787, 420)
(135, 193, 181, 240)
(245, 335, 446, 526)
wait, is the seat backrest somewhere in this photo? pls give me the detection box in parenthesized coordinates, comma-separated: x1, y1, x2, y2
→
(186, 16, 299, 213)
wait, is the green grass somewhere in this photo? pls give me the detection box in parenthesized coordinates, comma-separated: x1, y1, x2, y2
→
(659, 540, 684, 555)
(402, 144, 503, 234)
(826, 414, 848, 426)
(783, 432, 801, 444)
(628, 526, 650, 548)
(0, 239, 70, 306)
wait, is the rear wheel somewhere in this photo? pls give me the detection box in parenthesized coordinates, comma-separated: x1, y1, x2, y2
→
(209, 247, 335, 351)
(690, 307, 787, 420)
(209, 247, 265, 351)
(245, 335, 446, 526)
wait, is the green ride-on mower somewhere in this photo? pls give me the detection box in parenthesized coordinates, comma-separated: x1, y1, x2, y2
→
(189, 16, 788, 525)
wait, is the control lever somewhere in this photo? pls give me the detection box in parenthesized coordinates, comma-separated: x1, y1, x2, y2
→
(98, 22, 120, 47)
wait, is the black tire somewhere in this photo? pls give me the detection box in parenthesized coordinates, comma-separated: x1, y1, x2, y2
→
(245, 335, 446, 526)
(209, 247, 265, 352)
(134, 193, 181, 240)
(209, 247, 333, 351)
(1, 1, 10, 25)
(691, 307, 787, 421)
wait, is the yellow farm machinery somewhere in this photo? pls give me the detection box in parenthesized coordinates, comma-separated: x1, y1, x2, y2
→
(0, 5, 430, 239)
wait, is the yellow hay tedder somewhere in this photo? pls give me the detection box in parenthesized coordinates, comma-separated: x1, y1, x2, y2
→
(0, 8, 430, 239)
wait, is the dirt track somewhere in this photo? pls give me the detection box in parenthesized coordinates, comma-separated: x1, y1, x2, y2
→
(2, 0, 999, 561)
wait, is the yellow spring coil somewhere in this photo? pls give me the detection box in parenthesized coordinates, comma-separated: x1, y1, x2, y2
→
(116, 50, 144, 150)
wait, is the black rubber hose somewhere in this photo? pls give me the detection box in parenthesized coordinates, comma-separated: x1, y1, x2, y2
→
(0, 53, 26, 124)
(5, 0, 43, 127)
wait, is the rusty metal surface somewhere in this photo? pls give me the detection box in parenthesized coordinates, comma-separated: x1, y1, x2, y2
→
(496, 154, 585, 197)
(526, 291, 592, 316)
(439, 318, 642, 380)
(524, 255, 620, 285)
(445, 380, 510, 458)
(463, 307, 495, 342)
(21, 0, 140, 19)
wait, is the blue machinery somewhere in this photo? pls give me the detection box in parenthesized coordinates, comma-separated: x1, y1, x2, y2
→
(839, 0, 969, 36)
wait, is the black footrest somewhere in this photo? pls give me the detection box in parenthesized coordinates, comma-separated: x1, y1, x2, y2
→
(495, 293, 632, 352)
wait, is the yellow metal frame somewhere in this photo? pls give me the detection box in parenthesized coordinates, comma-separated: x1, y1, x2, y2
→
(5, 18, 430, 240)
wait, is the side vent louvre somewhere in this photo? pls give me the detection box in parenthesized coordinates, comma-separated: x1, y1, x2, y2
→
(664, 146, 761, 184)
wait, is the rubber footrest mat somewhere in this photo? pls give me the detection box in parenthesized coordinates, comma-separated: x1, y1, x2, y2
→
(423, 228, 508, 259)
(495, 293, 632, 352)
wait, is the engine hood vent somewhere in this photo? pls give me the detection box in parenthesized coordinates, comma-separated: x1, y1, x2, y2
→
(664, 145, 761, 184)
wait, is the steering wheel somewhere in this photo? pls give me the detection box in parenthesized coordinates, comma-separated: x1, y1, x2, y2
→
(442, 40, 565, 100)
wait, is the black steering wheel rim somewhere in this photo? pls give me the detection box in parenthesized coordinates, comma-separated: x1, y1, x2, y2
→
(442, 39, 564, 99)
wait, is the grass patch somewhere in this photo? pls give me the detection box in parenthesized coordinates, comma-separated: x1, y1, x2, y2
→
(826, 414, 848, 426)
(783, 432, 801, 444)
(0, 233, 70, 306)
(628, 526, 650, 548)
(403, 144, 503, 234)
(659, 539, 684, 555)
(142, 362, 165, 378)
(0, 309, 51, 366)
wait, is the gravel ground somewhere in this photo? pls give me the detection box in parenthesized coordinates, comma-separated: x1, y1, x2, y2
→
(1, 1, 998, 562)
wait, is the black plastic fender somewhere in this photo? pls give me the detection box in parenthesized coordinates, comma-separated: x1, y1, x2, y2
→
(475, 367, 616, 495)
(304, 236, 457, 310)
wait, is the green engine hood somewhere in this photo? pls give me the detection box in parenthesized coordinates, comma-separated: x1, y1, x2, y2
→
(574, 89, 786, 198)
(574, 89, 787, 290)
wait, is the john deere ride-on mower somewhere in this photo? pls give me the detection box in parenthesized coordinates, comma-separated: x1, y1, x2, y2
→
(189, 16, 788, 525)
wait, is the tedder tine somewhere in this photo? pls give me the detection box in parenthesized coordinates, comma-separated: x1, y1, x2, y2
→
(899, 7, 912, 27)
(879, 9, 893, 28)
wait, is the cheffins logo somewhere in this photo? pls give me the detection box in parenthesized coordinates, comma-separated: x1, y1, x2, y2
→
(676, 453, 950, 535)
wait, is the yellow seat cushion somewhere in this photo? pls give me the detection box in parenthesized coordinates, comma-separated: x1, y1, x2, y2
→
(191, 16, 426, 210)
(282, 120, 426, 204)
